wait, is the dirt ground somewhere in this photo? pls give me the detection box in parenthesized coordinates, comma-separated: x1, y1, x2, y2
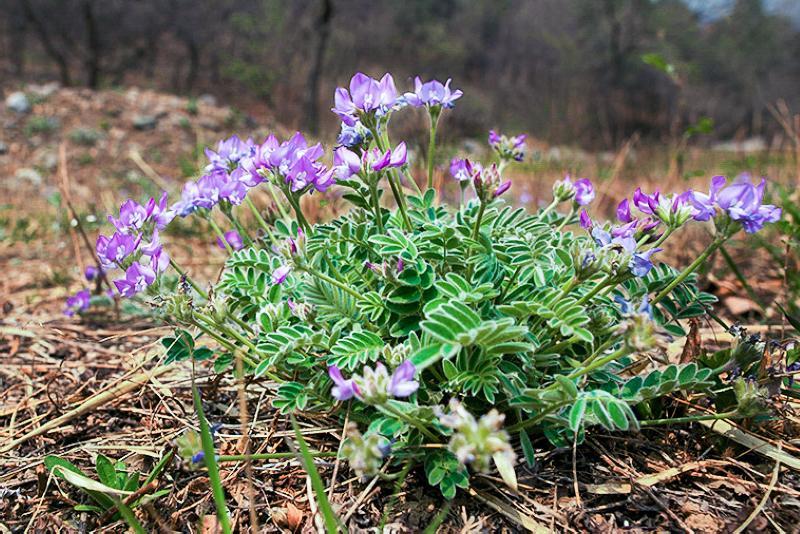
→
(1, 84, 800, 532)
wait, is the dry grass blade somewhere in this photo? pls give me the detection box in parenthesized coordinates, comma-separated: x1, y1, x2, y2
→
(699, 419, 800, 471)
(732, 446, 782, 534)
(0, 364, 173, 454)
(468, 488, 550, 533)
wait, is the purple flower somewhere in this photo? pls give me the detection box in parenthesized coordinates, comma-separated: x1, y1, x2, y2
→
(690, 175, 726, 221)
(84, 265, 100, 281)
(450, 158, 479, 182)
(579, 209, 592, 229)
(387, 360, 419, 397)
(204, 135, 255, 174)
(615, 294, 652, 318)
(493, 180, 512, 197)
(574, 178, 595, 206)
(64, 289, 90, 316)
(333, 147, 362, 180)
(240, 134, 278, 185)
(337, 121, 369, 148)
(593, 227, 660, 277)
(617, 199, 633, 223)
(151, 192, 175, 229)
(329, 361, 418, 404)
(365, 142, 407, 172)
(403, 77, 463, 109)
(271, 264, 292, 285)
(332, 73, 398, 126)
(172, 174, 224, 217)
(103, 232, 140, 264)
(216, 230, 244, 251)
(611, 220, 638, 239)
(108, 199, 149, 235)
(632, 188, 660, 215)
(329, 365, 358, 401)
(714, 175, 781, 233)
(113, 261, 156, 298)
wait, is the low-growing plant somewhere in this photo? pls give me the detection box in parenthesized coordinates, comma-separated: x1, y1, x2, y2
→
(44, 451, 172, 531)
(66, 73, 784, 509)
(24, 115, 60, 137)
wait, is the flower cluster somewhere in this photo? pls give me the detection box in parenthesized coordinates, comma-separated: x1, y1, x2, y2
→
(242, 132, 334, 194)
(95, 195, 173, 298)
(328, 360, 419, 405)
(691, 174, 781, 233)
(553, 175, 595, 206)
(332, 72, 399, 127)
(435, 399, 515, 473)
(340, 422, 390, 478)
(488, 130, 527, 162)
(403, 77, 463, 110)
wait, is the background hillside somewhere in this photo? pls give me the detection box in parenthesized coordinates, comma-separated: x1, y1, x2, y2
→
(2, 0, 800, 147)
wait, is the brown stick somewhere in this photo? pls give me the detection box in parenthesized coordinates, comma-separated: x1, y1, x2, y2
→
(98, 480, 159, 524)
(57, 143, 120, 315)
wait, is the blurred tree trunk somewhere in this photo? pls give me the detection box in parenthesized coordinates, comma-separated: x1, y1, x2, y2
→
(19, 0, 71, 86)
(8, 5, 26, 77)
(82, 0, 101, 88)
(305, 0, 333, 134)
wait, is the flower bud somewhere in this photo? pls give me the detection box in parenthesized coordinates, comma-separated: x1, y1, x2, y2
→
(733, 377, 768, 417)
(165, 294, 194, 324)
(435, 399, 516, 474)
(287, 299, 315, 322)
(552, 176, 577, 203)
(618, 312, 658, 352)
(340, 422, 389, 478)
(175, 429, 204, 469)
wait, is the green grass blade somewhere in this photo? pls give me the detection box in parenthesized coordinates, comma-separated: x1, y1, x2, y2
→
(144, 448, 174, 486)
(290, 415, 342, 533)
(112, 497, 147, 534)
(192, 383, 232, 534)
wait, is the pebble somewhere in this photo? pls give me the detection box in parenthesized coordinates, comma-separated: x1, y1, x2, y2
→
(5, 92, 31, 114)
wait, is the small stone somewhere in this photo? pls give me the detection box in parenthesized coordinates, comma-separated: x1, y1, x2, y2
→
(27, 82, 59, 99)
(5, 92, 31, 114)
(0, 142, 8, 155)
(198, 94, 217, 107)
(132, 114, 157, 131)
(15, 168, 43, 186)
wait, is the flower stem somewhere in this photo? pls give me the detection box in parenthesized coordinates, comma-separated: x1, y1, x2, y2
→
(217, 451, 337, 462)
(206, 216, 233, 255)
(639, 411, 739, 427)
(564, 344, 629, 381)
(470, 202, 487, 242)
(576, 274, 613, 306)
(465, 201, 488, 280)
(652, 236, 724, 305)
(369, 181, 385, 233)
(369, 127, 414, 229)
(426, 113, 440, 190)
(244, 197, 279, 247)
(283, 190, 311, 234)
(169, 258, 208, 300)
(556, 205, 576, 231)
(538, 198, 560, 219)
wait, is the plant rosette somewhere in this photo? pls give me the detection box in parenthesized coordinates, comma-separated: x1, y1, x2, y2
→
(68, 72, 782, 499)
